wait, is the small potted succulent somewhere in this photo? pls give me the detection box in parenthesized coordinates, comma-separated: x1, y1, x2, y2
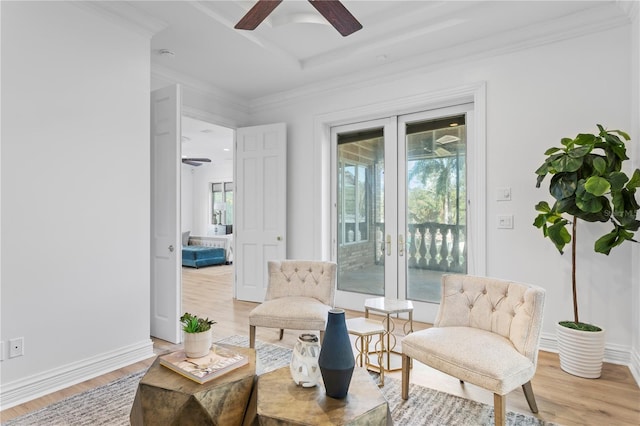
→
(180, 312, 216, 358)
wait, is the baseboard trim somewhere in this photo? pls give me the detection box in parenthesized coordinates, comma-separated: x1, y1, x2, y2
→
(630, 347, 640, 387)
(539, 332, 631, 366)
(0, 339, 154, 410)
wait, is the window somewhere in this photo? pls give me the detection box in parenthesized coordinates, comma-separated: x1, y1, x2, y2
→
(211, 181, 233, 225)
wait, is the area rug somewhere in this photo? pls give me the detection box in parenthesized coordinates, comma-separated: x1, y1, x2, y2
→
(2, 336, 556, 426)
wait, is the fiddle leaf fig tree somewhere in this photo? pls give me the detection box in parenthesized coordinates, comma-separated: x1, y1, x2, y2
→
(534, 125, 640, 330)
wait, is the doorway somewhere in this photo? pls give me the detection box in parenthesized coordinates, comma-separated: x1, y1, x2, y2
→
(332, 103, 475, 322)
(180, 116, 235, 297)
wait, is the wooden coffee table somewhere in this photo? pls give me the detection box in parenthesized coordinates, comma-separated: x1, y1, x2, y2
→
(256, 366, 391, 425)
(130, 344, 256, 426)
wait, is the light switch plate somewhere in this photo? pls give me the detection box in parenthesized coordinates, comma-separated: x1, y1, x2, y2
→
(498, 215, 514, 229)
(497, 187, 512, 201)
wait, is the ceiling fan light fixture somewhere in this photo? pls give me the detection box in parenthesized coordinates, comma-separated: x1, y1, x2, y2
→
(271, 12, 329, 27)
(158, 48, 175, 57)
(235, 0, 362, 37)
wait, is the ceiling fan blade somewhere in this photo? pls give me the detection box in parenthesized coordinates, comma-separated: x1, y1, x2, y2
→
(235, 0, 283, 30)
(182, 160, 202, 167)
(308, 0, 362, 36)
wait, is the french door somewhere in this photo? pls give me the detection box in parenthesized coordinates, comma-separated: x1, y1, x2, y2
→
(332, 104, 473, 323)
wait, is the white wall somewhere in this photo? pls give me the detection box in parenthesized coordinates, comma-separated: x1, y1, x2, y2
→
(249, 26, 635, 362)
(630, 2, 640, 384)
(181, 165, 195, 234)
(0, 1, 153, 407)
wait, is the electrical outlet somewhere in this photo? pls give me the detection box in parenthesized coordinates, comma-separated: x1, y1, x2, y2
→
(9, 337, 24, 358)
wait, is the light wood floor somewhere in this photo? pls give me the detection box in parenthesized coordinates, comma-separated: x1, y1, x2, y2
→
(2, 265, 639, 424)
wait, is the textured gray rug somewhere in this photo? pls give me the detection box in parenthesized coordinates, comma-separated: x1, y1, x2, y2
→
(3, 336, 556, 426)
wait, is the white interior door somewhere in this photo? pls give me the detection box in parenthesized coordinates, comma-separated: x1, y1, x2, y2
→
(235, 123, 287, 302)
(150, 85, 182, 343)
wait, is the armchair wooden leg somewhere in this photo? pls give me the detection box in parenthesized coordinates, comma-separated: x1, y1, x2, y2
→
(249, 326, 256, 349)
(493, 394, 506, 426)
(319, 330, 325, 344)
(522, 381, 539, 413)
(279, 329, 284, 340)
(401, 354, 411, 400)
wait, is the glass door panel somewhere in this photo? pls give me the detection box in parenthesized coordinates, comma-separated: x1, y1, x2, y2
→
(336, 127, 385, 295)
(400, 114, 468, 304)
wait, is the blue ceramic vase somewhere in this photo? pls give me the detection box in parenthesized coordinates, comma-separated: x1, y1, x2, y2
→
(318, 308, 355, 398)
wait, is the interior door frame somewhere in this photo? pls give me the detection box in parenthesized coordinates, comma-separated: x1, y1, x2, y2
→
(315, 83, 487, 323)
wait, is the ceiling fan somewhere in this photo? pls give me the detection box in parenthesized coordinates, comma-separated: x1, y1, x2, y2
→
(182, 157, 211, 167)
(235, 0, 362, 37)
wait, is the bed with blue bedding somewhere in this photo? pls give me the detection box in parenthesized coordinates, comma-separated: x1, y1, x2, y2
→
(181, 246, 226, 268)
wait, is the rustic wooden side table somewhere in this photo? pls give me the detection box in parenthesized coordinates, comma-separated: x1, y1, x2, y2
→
(130, 344, 256, 426)
(364, 297, 414, 372)
(256, 366, 391, 425)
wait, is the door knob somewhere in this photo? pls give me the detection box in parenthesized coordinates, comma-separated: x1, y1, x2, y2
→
(168, 245, 174, 252)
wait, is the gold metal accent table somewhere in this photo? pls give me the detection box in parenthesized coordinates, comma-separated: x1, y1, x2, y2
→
(345, 317, 385, 387)
(364, 297, 414, 372)
(130, 345, 256, 426)
(256, 366, 390, 425)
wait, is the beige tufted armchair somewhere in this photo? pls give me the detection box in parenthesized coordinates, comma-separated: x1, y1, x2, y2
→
(249, 260, 337, 348)
(401, 274, 545, 426)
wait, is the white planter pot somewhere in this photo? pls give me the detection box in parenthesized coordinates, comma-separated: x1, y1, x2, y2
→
(556, 322, 605, 379)
(184, 329, 212, 358)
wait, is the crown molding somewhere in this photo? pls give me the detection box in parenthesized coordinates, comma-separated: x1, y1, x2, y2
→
(151, 64, 250, 117)
(248, 3, 630, 113)
(617, 0, 639, 21)
(70, 1, 168, 38)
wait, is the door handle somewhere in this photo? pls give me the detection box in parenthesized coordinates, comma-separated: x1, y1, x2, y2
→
(168, 245, 175, 252)
(398, 235, 404, 256)
(277, 236, 282, 241)
(386, 234, 391, 256)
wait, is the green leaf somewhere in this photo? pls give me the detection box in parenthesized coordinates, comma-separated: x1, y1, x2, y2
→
(552, 154, 583, 173)
(544, 147, 562, 155)
(550, 173, 577, 200)
(533, 214, 547, 228)
(576, 194, 603, 213)
(592, 156, 606, 175)
(573, 133, 597, 146)
(584, 176, 610, 196)
(547, 220, 571, 253)
(613, 129, 631, 140)
(534, 201, 551, 213)
(627, 169, 640, 190)
(567, 145, 591, 158)
(608, 172, 629, 191)
(594, 229, 618, 255)
(560, 137, 574, 147)
(608, 142, 629, 161)
(555, 197, 579, 215)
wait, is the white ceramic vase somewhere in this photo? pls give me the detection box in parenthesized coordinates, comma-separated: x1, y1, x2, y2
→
(184, 329, 212, 358)
(290, 334, 321, 387)
(556, 322, 605, 379)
